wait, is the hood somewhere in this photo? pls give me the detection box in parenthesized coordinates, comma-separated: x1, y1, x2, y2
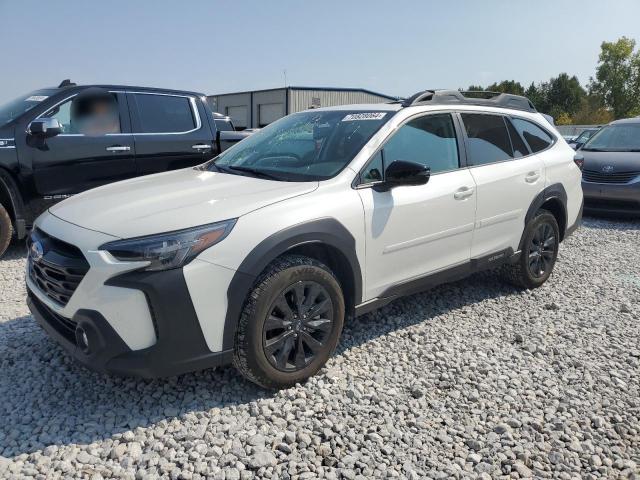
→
(50, 168, 317, 238)
(581, 150, 640, 173)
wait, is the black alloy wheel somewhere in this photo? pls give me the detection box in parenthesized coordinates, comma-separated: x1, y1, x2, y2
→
(263, 280, 334, 372)
(528, 222, 557, 278)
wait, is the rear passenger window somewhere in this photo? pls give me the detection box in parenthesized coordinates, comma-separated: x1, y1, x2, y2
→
(382, 113, 459, 174)
(461, 113, 513, 166)
(132, 94, 196, 133)
(511, 118, 553, 153)
(505, 119, 529, 158)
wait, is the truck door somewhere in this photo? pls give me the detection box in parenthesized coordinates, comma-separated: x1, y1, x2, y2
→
(20, 90, 137, 197)
(127, 91, 214, 176)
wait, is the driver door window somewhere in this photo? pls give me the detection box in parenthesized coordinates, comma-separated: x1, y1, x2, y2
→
(43, 94, 121, 135)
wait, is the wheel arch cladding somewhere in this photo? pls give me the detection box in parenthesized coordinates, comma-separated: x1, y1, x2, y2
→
(222, 218, 362, 351)
(0, 168, 21, 224)
(522, 183, 568, 249)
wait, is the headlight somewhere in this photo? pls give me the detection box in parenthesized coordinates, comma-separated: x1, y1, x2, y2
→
(100, 219, 236, 271)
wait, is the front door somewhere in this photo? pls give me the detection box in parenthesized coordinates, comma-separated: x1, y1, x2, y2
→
(22, 91, 137, 197)
(128, 92, 214, 176)
(356, 113, 477, 300)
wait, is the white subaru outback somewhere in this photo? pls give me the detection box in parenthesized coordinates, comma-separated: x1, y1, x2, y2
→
(26, 90, 583, 388)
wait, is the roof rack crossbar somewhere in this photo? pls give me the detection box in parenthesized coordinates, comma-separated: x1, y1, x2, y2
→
(401, 89, 536, 113)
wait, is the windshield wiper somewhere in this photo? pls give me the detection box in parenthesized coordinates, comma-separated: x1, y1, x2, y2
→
(224, 165, 287, 181)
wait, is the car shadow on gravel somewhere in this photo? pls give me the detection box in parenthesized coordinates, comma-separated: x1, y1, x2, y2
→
(0, 267, 519, 457)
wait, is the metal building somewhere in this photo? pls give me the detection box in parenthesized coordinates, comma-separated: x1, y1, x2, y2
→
(207, 86, 397, 130)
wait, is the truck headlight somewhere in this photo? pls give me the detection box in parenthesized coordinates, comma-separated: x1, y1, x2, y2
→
(100, 219, 236, 271)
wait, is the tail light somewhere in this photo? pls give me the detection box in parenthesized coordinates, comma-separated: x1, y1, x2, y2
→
(573, 153, 585, 171)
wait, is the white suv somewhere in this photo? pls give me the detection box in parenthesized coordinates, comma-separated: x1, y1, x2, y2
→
(26, 90, 583, 388)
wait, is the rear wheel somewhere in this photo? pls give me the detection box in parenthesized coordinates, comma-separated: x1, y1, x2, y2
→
(501, 209, 559, 289)
(233, 255, 345, 389)
(0, 203, 12, 259)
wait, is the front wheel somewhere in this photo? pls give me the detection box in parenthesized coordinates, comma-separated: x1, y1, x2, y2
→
(501, 209, 560, 289)
(0, 203, 13, 259)
(233, 255, 345, 389)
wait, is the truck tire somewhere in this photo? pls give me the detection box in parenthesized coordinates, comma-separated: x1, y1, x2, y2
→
(0, 203, 13, 259)
(233, 255, 345, 389)
(501, 209, 559, 289)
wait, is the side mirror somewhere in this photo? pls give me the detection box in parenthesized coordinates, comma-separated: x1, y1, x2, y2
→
(28, 118, 62, 138)
(380, 160, 430, 190)
(573, 153, 585, 170)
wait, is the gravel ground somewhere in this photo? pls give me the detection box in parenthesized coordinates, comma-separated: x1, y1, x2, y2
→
(0, 216, 639, 480)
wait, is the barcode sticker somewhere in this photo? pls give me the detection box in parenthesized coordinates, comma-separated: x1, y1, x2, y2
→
(342, 112, 387, 122)
(25, 95, 48, 102)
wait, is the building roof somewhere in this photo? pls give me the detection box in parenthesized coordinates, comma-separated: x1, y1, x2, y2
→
(210, 86, 398, 101)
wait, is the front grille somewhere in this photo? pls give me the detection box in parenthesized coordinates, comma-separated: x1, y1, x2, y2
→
(29, 292, 77, 343)
(27, 229, 90, 307)
(582, 169, 640, 184)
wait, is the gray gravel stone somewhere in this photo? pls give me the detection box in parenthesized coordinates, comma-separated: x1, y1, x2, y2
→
(0, 217, 639, 479)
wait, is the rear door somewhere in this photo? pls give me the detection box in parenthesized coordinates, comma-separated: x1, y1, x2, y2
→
(459, 112, 545, 258)
(128, 91, 214, 176)
(23, 91, 137, 196)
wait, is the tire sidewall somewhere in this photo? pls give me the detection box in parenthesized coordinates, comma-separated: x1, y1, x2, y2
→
(242, 261, 345, 388)
(0, 204, 12, 258)
(520, 211, 560, 287)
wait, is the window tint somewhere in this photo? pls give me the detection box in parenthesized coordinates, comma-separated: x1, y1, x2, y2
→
(44, 93, 121, 135)
(133, 94, 196, 133)
(215, 119, 234, 132)
(361, 150, 383, 184)
(461, 113, 513, 165)
(505, 118, 529, 158)
(511, 118, 553, 153)
(383, 114, 459, 174)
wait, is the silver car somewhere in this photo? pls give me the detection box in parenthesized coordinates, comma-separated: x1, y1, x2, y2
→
(579, 118, 640, 215)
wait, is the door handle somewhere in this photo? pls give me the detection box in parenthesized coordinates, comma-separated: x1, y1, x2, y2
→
(454, 186, 474, 200)
(192, 144, 212, 151)
(106, 145, 131, 152)
(525, 171, 541, 183)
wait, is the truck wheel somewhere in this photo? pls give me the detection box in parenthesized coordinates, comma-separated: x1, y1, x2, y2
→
(501, 209, 559, 289)
(0, 203, 13, 259)
(233, 255, 345, 389)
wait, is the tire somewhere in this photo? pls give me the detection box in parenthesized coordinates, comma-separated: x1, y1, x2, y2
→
(501, 209, 560, 289)
(0, 203, 12, 259)
(233, 254, 345, 389)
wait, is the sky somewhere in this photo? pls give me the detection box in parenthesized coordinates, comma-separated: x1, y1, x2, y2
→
(1, 0, 640, 104)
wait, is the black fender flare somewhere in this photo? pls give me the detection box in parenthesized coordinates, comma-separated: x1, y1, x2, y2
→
(222, 217, 362, 350)
(519, 183, 568, 250)
(0, 168, 26, 238)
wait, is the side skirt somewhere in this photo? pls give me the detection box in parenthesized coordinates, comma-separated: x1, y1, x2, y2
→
(355, 248, 517, 317)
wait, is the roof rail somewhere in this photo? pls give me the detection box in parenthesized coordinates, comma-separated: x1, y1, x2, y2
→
(401, 89, 537, 113)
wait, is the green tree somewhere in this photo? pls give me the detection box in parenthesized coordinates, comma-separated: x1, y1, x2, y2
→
(485, 80, 525, 95)
(547, 73, 586, 117)
(590, 36, 640, 118)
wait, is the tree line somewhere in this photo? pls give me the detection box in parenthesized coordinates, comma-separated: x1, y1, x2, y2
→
(464, 37, 640, 125)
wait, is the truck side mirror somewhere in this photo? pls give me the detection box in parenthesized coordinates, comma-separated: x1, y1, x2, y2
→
(28, 118, 62, 138)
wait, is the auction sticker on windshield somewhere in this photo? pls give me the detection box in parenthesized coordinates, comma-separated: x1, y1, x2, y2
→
(25, 96, 48, 102)
(342, 112, 387, 121)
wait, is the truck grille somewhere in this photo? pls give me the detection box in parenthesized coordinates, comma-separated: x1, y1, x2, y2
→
(582, 169, 640, 184)
(27, 229, 90, 307)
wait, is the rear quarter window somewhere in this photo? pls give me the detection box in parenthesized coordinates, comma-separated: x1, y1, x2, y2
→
(511, 118, 554, 153)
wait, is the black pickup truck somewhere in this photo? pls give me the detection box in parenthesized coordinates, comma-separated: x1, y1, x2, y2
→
(0, 80, 250, 258)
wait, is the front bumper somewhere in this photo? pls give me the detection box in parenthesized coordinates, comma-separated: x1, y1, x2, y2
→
(27, 212, 237, 379)
(28, 286, 233, 378)
(582, 180, 640, 215)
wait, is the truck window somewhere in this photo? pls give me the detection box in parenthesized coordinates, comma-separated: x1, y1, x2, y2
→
(132, 94, 197, 134)
(43, 93, 121, 135)
(215, 119, 234, 132)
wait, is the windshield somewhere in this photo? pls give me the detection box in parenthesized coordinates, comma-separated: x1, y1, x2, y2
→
(582, 124, 640, 152)
(0, 89, 56, 127)
(208, 109, 392, 181)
